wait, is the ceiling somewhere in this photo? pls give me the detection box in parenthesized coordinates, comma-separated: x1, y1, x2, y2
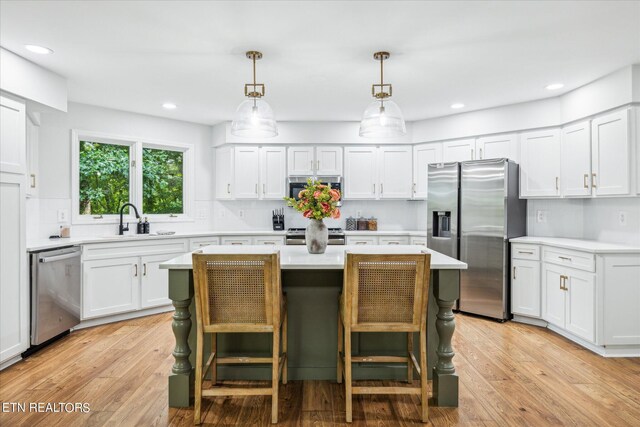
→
(1, 1, 639, 125)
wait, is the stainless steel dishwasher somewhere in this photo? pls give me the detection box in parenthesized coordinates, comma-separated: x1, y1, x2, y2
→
(30, 246, 81, 345)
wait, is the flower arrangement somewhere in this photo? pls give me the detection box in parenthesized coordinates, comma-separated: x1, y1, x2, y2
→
(284, 179, 341, 220)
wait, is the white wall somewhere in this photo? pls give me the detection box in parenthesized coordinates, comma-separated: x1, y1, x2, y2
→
(29, 102, 213, 239)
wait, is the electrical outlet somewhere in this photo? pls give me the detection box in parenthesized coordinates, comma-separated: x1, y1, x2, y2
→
(619, 211, 627, 226)
(356, 210, 362, 218)
(238, 210, 245, 218)
(536, 210, 547, 223)
(57, 209, 69, 223)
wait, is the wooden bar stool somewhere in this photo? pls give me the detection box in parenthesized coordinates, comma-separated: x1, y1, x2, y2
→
(192, 252, 287, 425)
(337, 252, 431, 423)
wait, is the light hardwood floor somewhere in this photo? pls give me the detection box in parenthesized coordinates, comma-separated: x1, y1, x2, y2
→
(1, 312, 639, 426)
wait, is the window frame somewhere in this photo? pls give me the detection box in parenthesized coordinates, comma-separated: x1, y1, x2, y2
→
(71, 130, 194, 225)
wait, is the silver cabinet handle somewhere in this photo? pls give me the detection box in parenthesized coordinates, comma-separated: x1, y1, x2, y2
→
(479, 148, 483, 159)
(518, 250, 534, 254)
(583, 174, 589, 189)
(356, 241, 368, 245)
(30, 174, 36, 188)
(513, 266, 516, 279)
(231, 242, 243, 245)
(556, 177, 559, 191)
(592, 173, 597, 188)
(388, 241, 400, 245)
(372, 183, 376, 194)
(263, 183, 266, 195)
(143, 263, 147, 276)
(316, 160, 320, 171)
(558, 256, 572, 261)
(380, 183, 384, 194)
(93, 215, 104, 219)
(262, 241, 276, 245)
(412, 183, 416, 194)
(471, 148, 474, 159)
(310, 160, 313, 171)
(227, 183, 231, 194)
(134, 264, 138, 277)
(255, 183, 258, 194)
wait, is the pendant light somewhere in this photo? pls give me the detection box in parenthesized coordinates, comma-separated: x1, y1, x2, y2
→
(359, 51, 406, 138)
(231, 51, 278, 138)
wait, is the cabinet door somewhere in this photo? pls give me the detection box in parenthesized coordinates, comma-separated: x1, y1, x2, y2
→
(0, 95, 26, 175)
(379, 236, 410, 245)
(233, 147, 260, 199)
(254, 236, 285, 246)
(443, 139, 475, 162)
(476, 134, 517, 161)
(260, 146, 286, 199)
(214, 147, 234, 199)
(511, 259, 541, 317)
(344, 147, 378, 199)
(542, 263, 565, 328)
(520, 129, 561, 197)
(316, 146, 342, 176)
(83, 257, 140, 319)
(561, 121, 592, 197)
(379, 146, 412, 199)
(140, 253, 182, 309)
(0, 174, 28, 363)
(220, 237, 253, 245)
(565, 269, 596, 343)
(412, 143, 442, 199)
(287, 146, 314, 176)
(591, 109, 630, 196)
(26, 116, 39, 197)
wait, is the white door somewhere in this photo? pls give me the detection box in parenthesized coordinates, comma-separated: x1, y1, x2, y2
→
(378, 146, 412, 199)
(0, 95, 26, 175)
(542, 263, 565, 328)
(565, 269, 596, 343)
(26, 116, 39, 197)
(511, 259, 541, 317)
(82, 257, 140, 319)
(413, 143, 442, 199)
(287, 146, 314, 176)
(476, 134, 517, 161)
(140, 253, 182, 309)
(260, 146, 286, 199)
(344, 147, 378, 199)
(591, 109, 630, 196)
(233, 146, 260, 199)
(519, 129, 561, 198)
(316, 147, 343, 176)
(561, 121, 592, 197)
(214, 146, 234, 200)
(0, 174, 28, 364)
(443, 139, 476, 162)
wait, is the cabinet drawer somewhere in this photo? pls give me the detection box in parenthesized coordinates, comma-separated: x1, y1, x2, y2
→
(254, 236, 285, 246)
(346, 236, 378, 245)
(83, 239, 188, 261)
(543, 247, 595, 272)
(379, 236, 410, 245)
(410, 236, 427, 246)
(512, 244, 540, 260)
(220, 237, 252, 245)
(189, 237, 220, 251)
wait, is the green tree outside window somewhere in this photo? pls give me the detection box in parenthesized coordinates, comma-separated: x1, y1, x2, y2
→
(79, 141, 130, 215)
(142, 148, 184, 214)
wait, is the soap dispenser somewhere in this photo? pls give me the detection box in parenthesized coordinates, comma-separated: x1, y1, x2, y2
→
(143, 217, 150, 234)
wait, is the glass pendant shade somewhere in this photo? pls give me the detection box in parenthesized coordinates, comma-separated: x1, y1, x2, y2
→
(359, 100, 406, 138)
(231, 99, 278, 138)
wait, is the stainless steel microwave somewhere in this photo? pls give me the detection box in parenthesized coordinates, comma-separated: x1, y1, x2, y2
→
(288, 179, 341, 202)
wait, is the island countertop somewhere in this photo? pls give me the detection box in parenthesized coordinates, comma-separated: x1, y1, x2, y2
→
(160, 244, 468, 271)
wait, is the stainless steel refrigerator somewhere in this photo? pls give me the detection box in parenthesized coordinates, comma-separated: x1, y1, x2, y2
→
(427, 158, 526, 320)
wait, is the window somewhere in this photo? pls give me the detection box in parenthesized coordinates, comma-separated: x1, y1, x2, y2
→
(72, 130, 193, 224)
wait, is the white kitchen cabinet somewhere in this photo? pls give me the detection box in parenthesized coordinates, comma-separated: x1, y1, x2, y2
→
(519, 128, 561, 198)
(259, 146, 286, 199)
(442, 139, 475, 163)
(140, 253, 183, 309)
(344, 147, 378, 199)
(410, 236, 427, 246)
(26, 115, 39, 197)
(346, 235, 378, 245)
(287, 146, 314, 176)
(542, 263, 566, 328)
(254, 236, 285, 246)
(220, 236, 253, 245)
(476, 134, 517, 161)
(378, 146, 412, 199)
(234, 146, 260, 199)
(565, 268, 596, 342)
(511, 259, 541, 318)
(561, 121, 592, 197)
(189, 236, 220, 251)
(315, 147, 342, 175)
(0, 95, 26, 175)
(214, 146, 234, 200)
(591, 109, 631, 196)
(83, 257, 140, 319)
(287, 146, 342, 176)
(602, 255, 640, 345)
(379, 236, 410, 245)
(412, 143, 442, 199)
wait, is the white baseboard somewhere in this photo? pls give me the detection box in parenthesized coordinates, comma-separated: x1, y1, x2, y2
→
(0, 354, 23, 371)
(512, 315, 547, 327)
(74, 305, 174, 330)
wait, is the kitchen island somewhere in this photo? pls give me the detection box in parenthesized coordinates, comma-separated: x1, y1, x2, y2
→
(160, 245, 467, 408)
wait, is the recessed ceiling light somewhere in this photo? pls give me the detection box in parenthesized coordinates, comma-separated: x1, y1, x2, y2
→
(545, 83, 564, 90)
(162, 102, 177, 110)
(450, 103, 465, 109)
(25, 44, 54, 55)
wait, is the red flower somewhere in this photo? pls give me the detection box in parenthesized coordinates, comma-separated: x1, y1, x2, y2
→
(331, 208, 341, 219)
(313, 190, 322, 199)
(320, 202, 331, 213)
(329, 189, 340, 201)
(303, 209, 313, 218)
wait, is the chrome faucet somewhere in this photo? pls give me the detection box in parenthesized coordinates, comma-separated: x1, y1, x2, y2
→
(118, 203, 141, 235)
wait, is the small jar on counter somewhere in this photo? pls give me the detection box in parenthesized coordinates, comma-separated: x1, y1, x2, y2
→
(367, 217, 378, 231)
(357, 217, 369, 231)
(346, 217, 356, 231)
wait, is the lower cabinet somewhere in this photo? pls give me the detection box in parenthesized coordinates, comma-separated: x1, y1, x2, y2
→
(410, 236, 427, 246)
(220, 236, 253, 245)
(83, 257, 140, 319)
(140, 253, 185, 309)
(346, 236, 378, 245)
(189, 237, 220, 251)
(379, 236, 410, 245)
(254, 236, 285, 246)
(511, 258, 541, 317)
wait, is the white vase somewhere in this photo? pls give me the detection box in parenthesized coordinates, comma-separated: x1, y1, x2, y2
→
(305, 219, 328, 254)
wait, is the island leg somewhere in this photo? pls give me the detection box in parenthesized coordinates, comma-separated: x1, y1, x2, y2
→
(432, 269, 459, 407)
(168, 270, 194, 407)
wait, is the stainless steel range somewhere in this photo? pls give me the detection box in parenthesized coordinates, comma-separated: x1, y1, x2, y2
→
(285, 228, 345, 245)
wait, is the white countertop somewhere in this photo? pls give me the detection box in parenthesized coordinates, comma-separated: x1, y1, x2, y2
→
(159, 245, 467, 271)
(510, 236, 640, 254)
(344, 230, 425, 236)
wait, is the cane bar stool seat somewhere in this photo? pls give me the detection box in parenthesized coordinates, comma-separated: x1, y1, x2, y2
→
(337, 252, 431, 423)
(192, 252, 287, 425)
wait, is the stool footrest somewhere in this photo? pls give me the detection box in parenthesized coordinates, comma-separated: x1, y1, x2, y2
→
(202, 387, 273, 397)
(352, 386, 421, 395)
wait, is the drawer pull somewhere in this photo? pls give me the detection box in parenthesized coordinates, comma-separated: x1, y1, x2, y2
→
(227, 183, 231, 194)
(30, 174, 36, 188)
(555, 177, 559, 191)
(558, 256, 572, 261)
(231, 242, 243, 245)
(134, 264, 138, 277)
(356, 242, 368, 245)
(591, 173, 597, 188)
(518, 250, 534, 254)
(513, 266, 516, 279)
(388, 241, 400, 245)
(560, 275, 568, 291)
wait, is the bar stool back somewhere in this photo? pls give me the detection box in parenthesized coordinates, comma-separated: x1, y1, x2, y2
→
(338, 252, 431, 423)
(192, 252, 287, 425)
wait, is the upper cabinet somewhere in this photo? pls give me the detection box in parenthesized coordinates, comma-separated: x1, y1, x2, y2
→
(591, 109, 631, 196)
(561, 121, 591, 197)
(476, 134, 518, 162)
(412, 143, 443, 199)
(287, 146, 342, 176)
(344, 146, 412, 200)
(215, 146, 286, 200)
(519, 129, 562, 198)
(443, 139, 475, 163)
(344, 146, 377, 199)
(0, 95, 26, 175)
(378, 146, 413, 199)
